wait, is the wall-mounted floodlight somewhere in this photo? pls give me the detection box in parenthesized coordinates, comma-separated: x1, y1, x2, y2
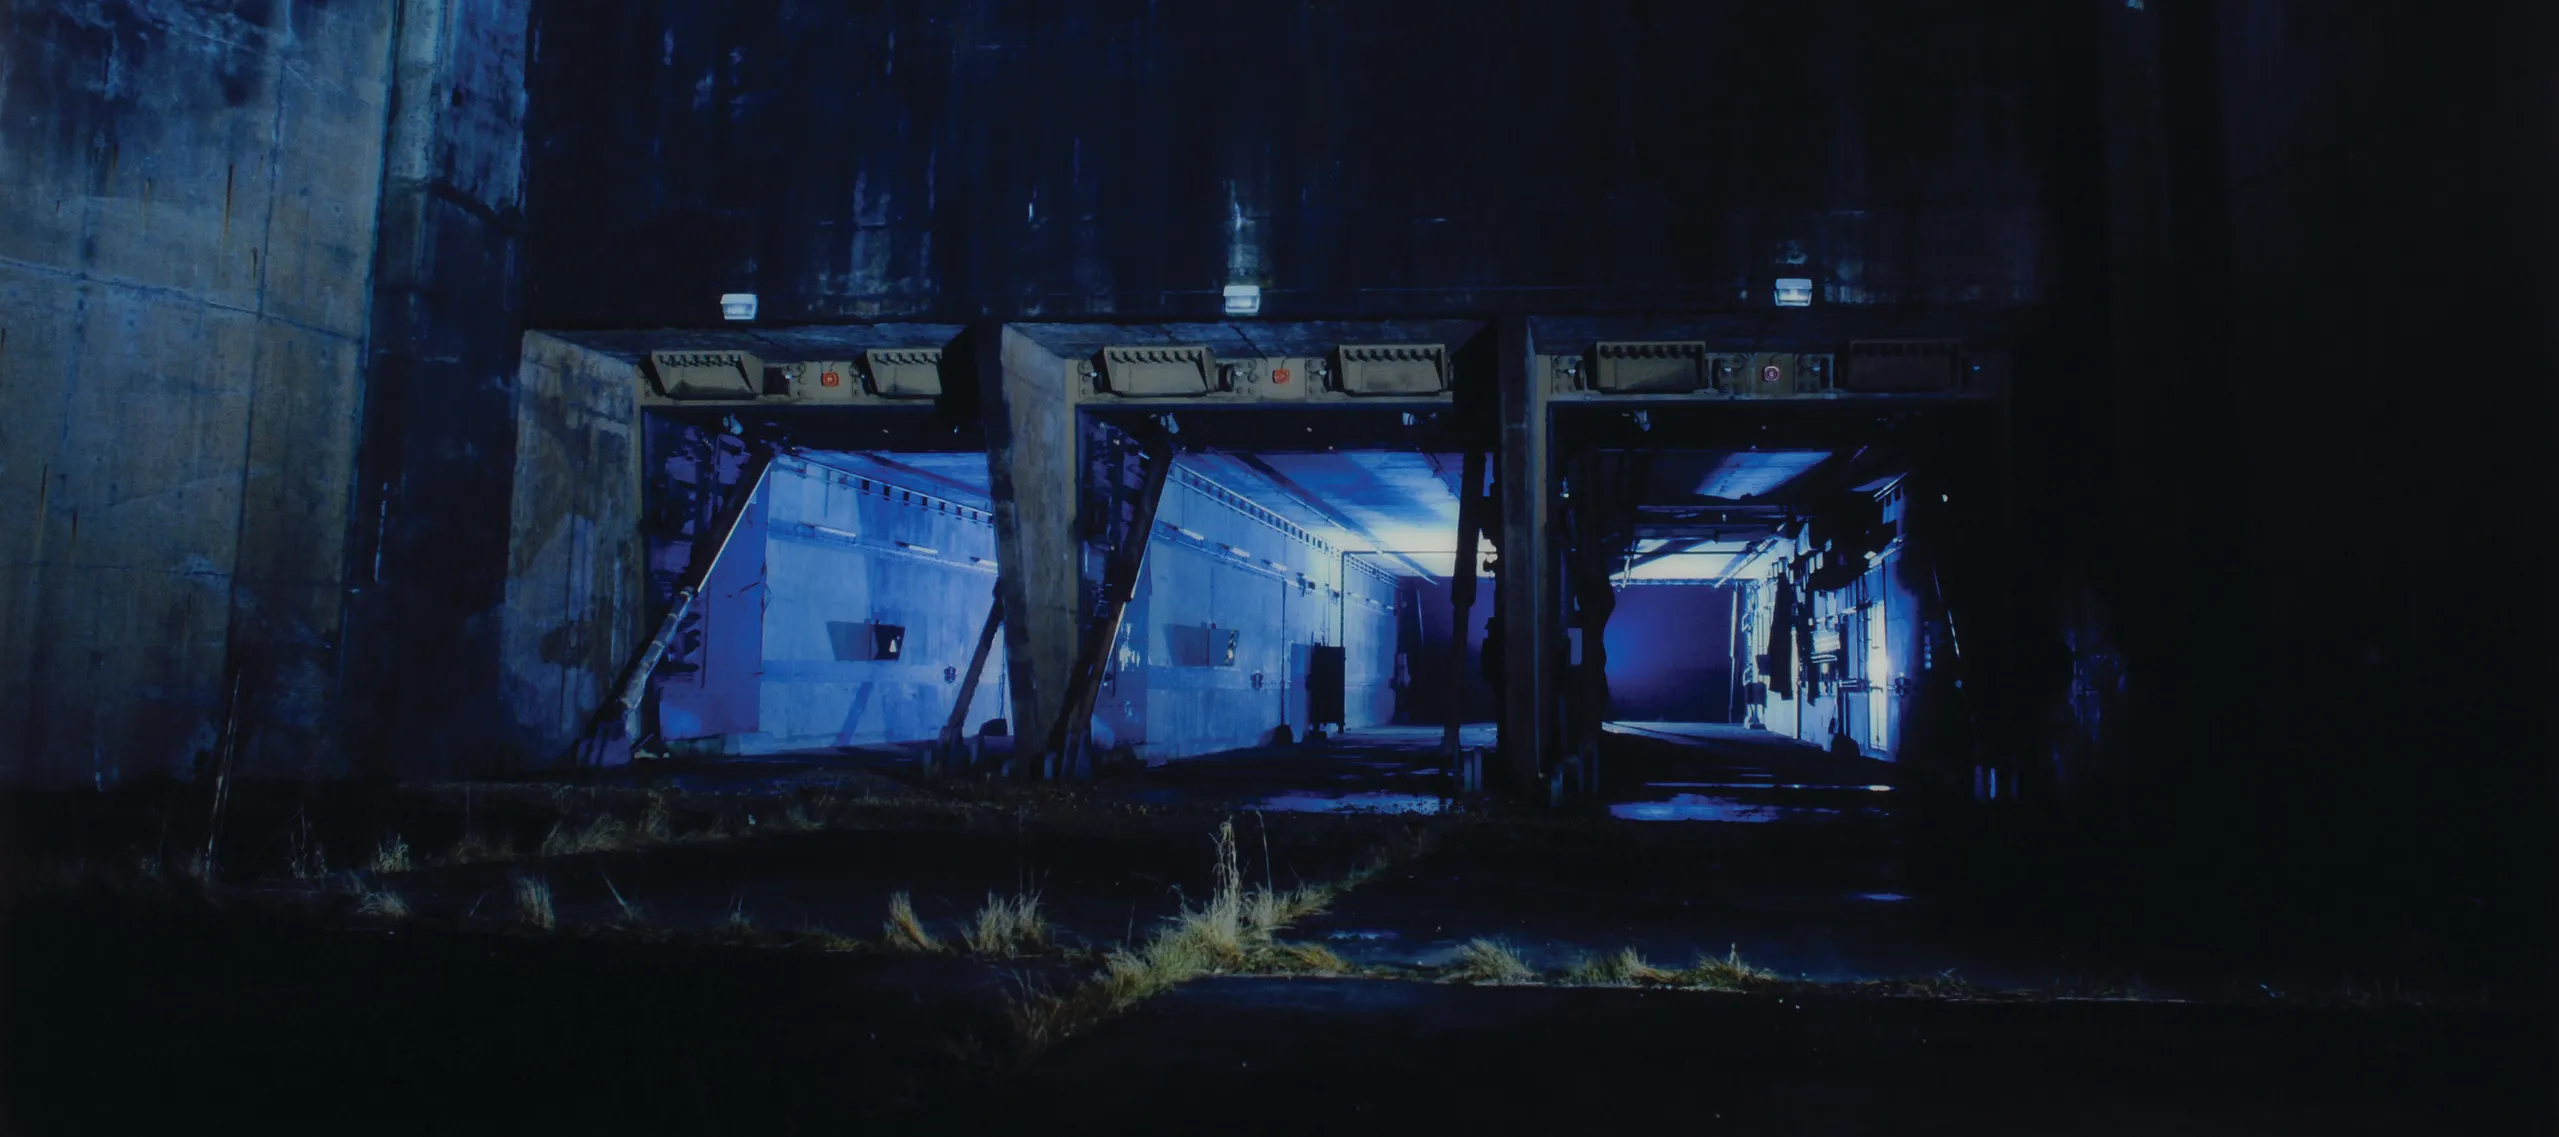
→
(720, 293, 759, 321)
(1773, 278, 1813, 308)
(896, 541, 939, 555)
(1223, 284, 1262, 316)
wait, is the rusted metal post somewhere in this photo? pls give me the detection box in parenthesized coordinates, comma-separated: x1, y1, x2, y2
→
(580, 441, 779, 762)
(1038, 430, 1175, 780)
(936, 583, 1005, 774)
(1441, 447, 1486, 765)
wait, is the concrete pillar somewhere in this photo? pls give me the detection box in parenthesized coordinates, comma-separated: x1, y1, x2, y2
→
(1494, 317, 1554, 795)
(980, 324, 1083, 769)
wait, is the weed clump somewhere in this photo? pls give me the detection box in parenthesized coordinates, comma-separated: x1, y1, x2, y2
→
(1682, 945, 1778, 990)
(1449, 938, 1536, 985)
(1569, 947, 1674, 987)
(355, 884, 410, 919)
(370, 834, 413, 874)
(512, 874, 555, 930)
(884, 891, 943, 953)
(965, 892, 1051, 956)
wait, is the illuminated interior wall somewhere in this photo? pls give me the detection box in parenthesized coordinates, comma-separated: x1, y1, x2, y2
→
(1600, 585, 1737, 722)
(1095, 470, 1398, 761)
(658, 454, 1008, 753)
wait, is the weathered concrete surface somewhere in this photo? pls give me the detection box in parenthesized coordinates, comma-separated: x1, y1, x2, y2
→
(341, 0, 532, 778)
(986, 326, 1079, 753)
(499, 332, 644, 760)
(0, 0, 395, 783)
(523, 0, 2057, 324)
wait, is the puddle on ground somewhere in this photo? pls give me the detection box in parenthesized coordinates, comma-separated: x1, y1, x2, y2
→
(1249, 792, 1445, 816)
(1645, 781, 1893, 792)
(1608, 794, 1844, 823)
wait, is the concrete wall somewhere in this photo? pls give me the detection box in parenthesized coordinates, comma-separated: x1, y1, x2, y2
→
(498, 332, 644, 759)
(0, 0, 396, 784)
(342, 0, 533, 778)
(522, 0, 2055, 325)
(1601, 585, 1736, 723)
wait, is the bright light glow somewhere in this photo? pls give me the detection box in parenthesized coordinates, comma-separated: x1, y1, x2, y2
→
(1225, 545, 1252, 559)
(1177, 528, 1206, 541)
(896, 541, 939, 555)
(1222, 283, 1262, 316)
(1773, 278, 1813, 308)
(810, 524, 858, 542)
(719, 292, 758, 321)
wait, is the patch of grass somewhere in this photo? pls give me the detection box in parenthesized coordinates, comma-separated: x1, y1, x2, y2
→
(512, 873, 555, 930)
(445, 830, 515, 866)
(1448, 938, 1536, 985)
(884, 891, 943, 953)
(1568, 947, 1675, 987)
(286, 813, 329, 880)
(639, 793, 674, 843)
(1007, 820, 1398, 1050)
(1681, 944, 1779, 991)
(539, 815, 633, 858)
(965, 891, 1051, 957)
(1900, 969, 1982, 999)
(370, 834, 413, 874)
(601, 874, 648, 929)
(1263, 941, 1352, 974)
(355, 883, 410, 919)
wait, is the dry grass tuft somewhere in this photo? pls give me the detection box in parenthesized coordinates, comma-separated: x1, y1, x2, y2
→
(883, 891, 943, 953)
(965, 891, 1051, 956)
(512, 874, 556, 930)
(601, 874, 648, 928)
(370, 834, 413, 874)
(1448, 938, 1537, 985)
(639, 793, 674, 843)
(355, 883, 410, 919)
(1264, 941, 1353, 974)
(1007, 819, 1390, 1050)
(1569, 947, 1676, 987)
(1682, 944, 1779, 990)
(446, 830, 516, 866)
(539, 815, 633, 858)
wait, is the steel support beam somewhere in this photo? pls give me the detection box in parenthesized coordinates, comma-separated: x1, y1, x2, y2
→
(579, 440, 779, 763)
(936, 583, 1004, 775)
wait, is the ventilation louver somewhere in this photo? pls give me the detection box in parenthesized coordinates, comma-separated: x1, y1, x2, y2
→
(649, 350, 763, 400)
(1098, 345, 1217, 396)
(1335, 344, 1447, 395)
(865, 348, 944, 399)
(1592, 341, 1711, 393)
